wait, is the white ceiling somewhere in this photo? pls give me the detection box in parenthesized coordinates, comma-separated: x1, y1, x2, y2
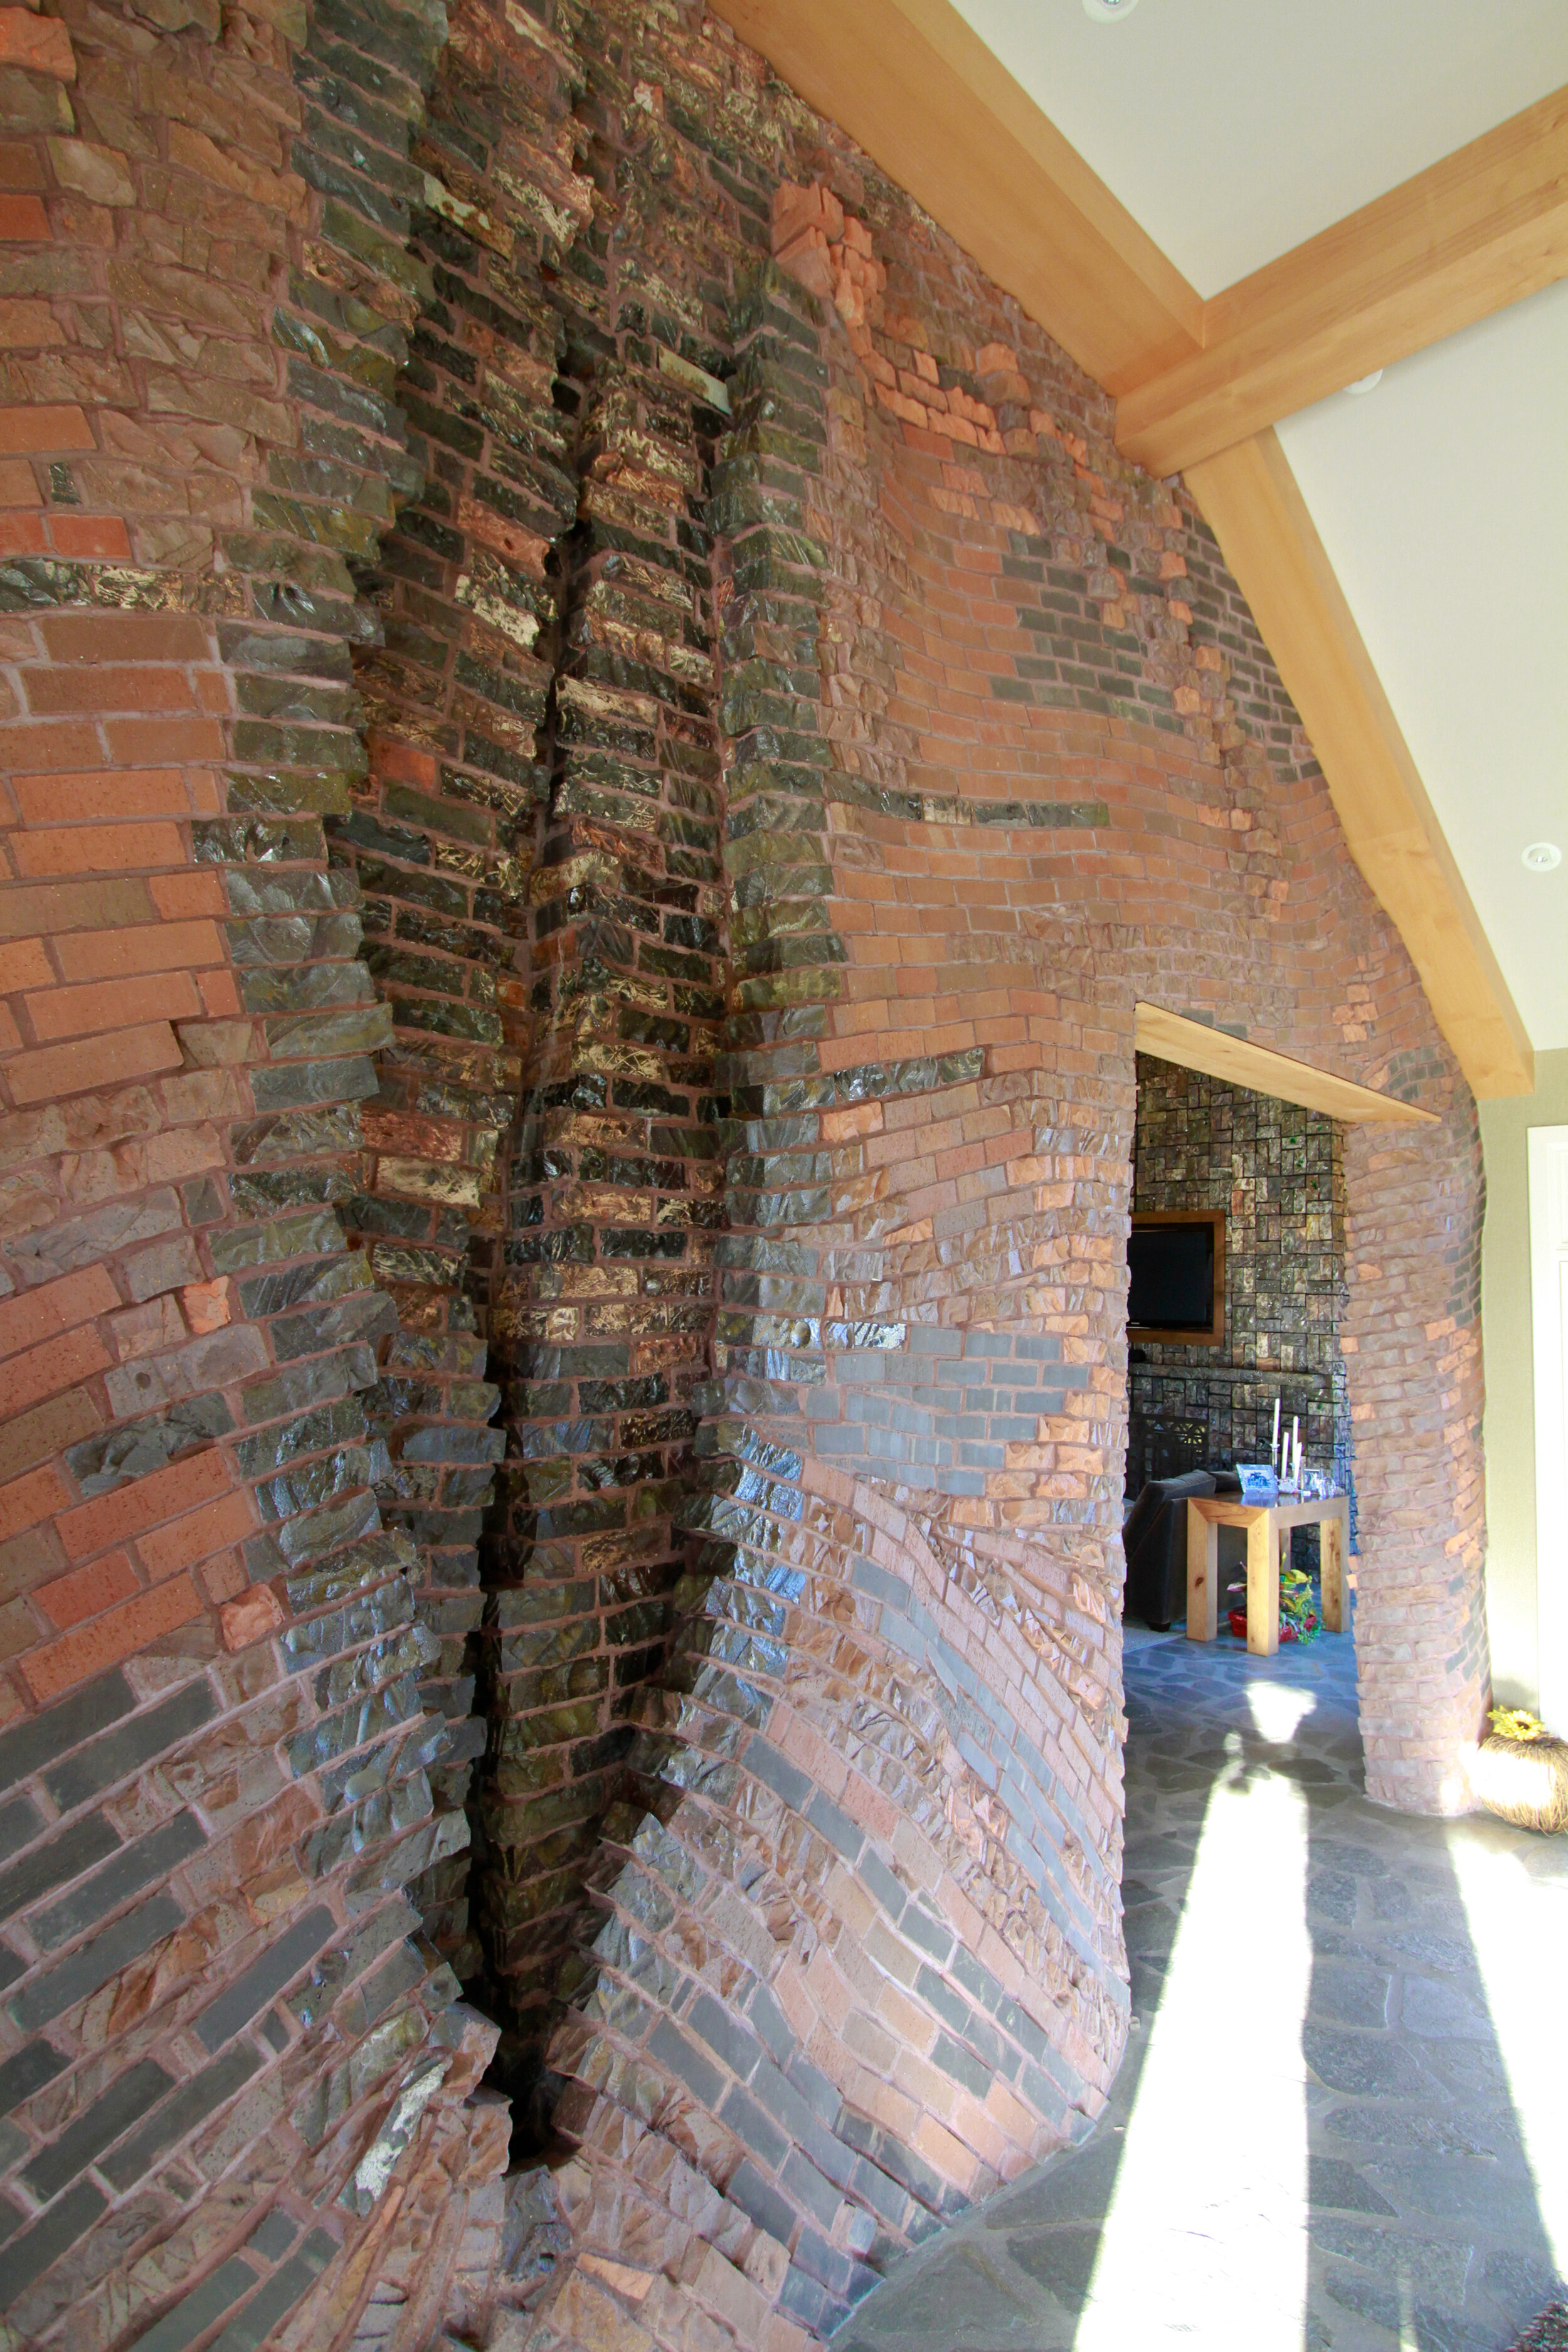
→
(1278, 285, 1568, 1053)
(951, 0, 1568, 1051)
(951, 0, 1568, 296)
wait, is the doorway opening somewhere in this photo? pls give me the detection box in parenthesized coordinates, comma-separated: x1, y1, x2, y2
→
(1121, 1046, 1354, 1660)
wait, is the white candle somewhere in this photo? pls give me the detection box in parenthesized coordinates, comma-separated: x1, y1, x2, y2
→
(1272, 1397, 1280, 1467)
(1291, 1417, 1300, 1487)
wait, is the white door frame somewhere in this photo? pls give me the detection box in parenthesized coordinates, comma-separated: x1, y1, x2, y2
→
(1529, 1126, 1568, 1732)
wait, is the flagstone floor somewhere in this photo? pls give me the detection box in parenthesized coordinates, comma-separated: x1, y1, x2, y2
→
(839, 1612, 1568, 2352)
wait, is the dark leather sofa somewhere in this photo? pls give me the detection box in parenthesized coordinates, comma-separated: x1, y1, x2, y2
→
(1122, 1466, 1242, 1629)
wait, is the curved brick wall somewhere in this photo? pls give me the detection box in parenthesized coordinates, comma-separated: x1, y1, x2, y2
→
(0, 0, 1488, 2346)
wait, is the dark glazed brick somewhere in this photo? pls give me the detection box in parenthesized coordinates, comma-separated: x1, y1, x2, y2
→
(726, 2156, 794, 2245)
(2, 2178, 106, 2299)
(930, 2029, 993, 2102)
(746, 1978, 794, 2064)
(804, 1791, 862, 1863)
(196, 1908, 336, 2053)
(246, 2206, 299, 2261)
(779, 2263, 838, 2333)
(899, 1904, 955, 1966)
(100, 2041, 263, 2190)
(0, 1674, 134, 1794)
(0, 1812, 119, 1928)
(647, 2018, 724, 2109)
(0, 2037, 66, 2117)
(32, 1812, 206, 1951)
(0, 1796, 44, 1868)
(719, 2085, 789, 2171)
(744, 1736, 811, 1812)
(204, 2227, 338, 2352)
(859, 1850, 906, 1921)
(129, 2254, 263, 2352)
(22, 2056, 176, 2201)
(9, 1894, 184, 2032)
(781, 2148, 844, 2232)
(44, 1680, 218, 1813)
(687, 1990, 761, 2082)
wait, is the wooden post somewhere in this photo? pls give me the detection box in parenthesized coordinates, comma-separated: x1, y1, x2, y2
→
(1187, 1501, 1219, 1640)
(1321, 1498, 1347, 1633)
(1246, 1510, 1279, 1656)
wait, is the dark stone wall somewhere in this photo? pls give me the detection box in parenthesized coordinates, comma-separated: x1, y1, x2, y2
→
(1128, 1053, 1354, 1512)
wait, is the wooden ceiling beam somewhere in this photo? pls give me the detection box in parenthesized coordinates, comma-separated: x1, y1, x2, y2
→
(1184, 433, 1534, 1098)
(1133, 1005, 1441, 1126)
(1118, 85, 1568, 476)
(707, 0, 1203, 393)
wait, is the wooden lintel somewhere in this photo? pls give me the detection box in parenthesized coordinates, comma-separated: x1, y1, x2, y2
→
(707, 0, 1203, 393)
(1118, 85, 1568, 476)
(1180, 435, 1534, 1100)
(1134, 1004, 1442, 1126)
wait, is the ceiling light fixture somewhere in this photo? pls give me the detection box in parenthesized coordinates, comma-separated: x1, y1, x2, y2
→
(1082, 0, 1140, 19)
(1523, 842, 1562, 872)
(1346, 370, 1383, 395)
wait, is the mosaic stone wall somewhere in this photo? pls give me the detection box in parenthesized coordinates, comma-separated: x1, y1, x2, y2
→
(0, 0, 1491, 2346)
(1127, 1054, 1354, 1505)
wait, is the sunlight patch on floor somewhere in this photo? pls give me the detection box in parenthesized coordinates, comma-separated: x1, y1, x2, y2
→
(1076, 1759, 1312, 2349)
(1244, 1680, 1319, 1744)
(1451, 1826, 1568, 2274)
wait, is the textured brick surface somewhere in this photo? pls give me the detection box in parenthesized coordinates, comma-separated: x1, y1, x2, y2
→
(0, 0, 508, 2341)
(0, 0, 1490, 2346)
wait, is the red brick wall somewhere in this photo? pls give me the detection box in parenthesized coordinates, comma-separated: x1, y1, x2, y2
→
(0, 0, 1490, 2346)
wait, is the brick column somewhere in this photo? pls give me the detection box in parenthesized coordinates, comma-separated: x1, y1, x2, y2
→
(1341, 1094, 1490, 1813)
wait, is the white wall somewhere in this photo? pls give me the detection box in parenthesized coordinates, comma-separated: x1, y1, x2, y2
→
(1480, 1047, 1568, 1712)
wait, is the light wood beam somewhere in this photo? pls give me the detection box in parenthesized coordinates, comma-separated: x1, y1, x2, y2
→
(707, 0, 1202, 392)
(1135, 1004, 1441, 1126)
(1182, 434, 1534, 1099)
(1118, 85, 1568, 475)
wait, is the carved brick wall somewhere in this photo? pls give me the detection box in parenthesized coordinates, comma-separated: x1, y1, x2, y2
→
(0, 1, 1490, 2348)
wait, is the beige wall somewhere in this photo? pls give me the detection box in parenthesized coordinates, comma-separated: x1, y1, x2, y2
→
(1480, 1047, 1568, 1710)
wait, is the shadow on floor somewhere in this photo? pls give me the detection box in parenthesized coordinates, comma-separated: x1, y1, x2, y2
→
(837, 1613, 1567, 2351)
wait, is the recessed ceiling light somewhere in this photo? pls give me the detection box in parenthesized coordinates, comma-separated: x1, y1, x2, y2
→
(1523, 841, 1562, 872)
(1083, 0, 1140, 19)
(1347, 370, 1383, 395)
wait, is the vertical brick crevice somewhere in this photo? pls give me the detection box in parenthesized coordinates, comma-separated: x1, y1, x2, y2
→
(315, 0, 593, 2002)
(506, 255, 1133, 2352)
(433, 9, 755, 2111)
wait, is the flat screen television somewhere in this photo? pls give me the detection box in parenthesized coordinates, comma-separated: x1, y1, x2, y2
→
(1127, 1210, 1225, 1345)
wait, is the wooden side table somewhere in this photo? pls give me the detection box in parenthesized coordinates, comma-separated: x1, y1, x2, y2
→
(1185, 1493, 1349, 1657)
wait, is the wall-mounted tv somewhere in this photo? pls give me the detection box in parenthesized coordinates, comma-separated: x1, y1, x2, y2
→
(1127, 1210, 1226, 1346)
